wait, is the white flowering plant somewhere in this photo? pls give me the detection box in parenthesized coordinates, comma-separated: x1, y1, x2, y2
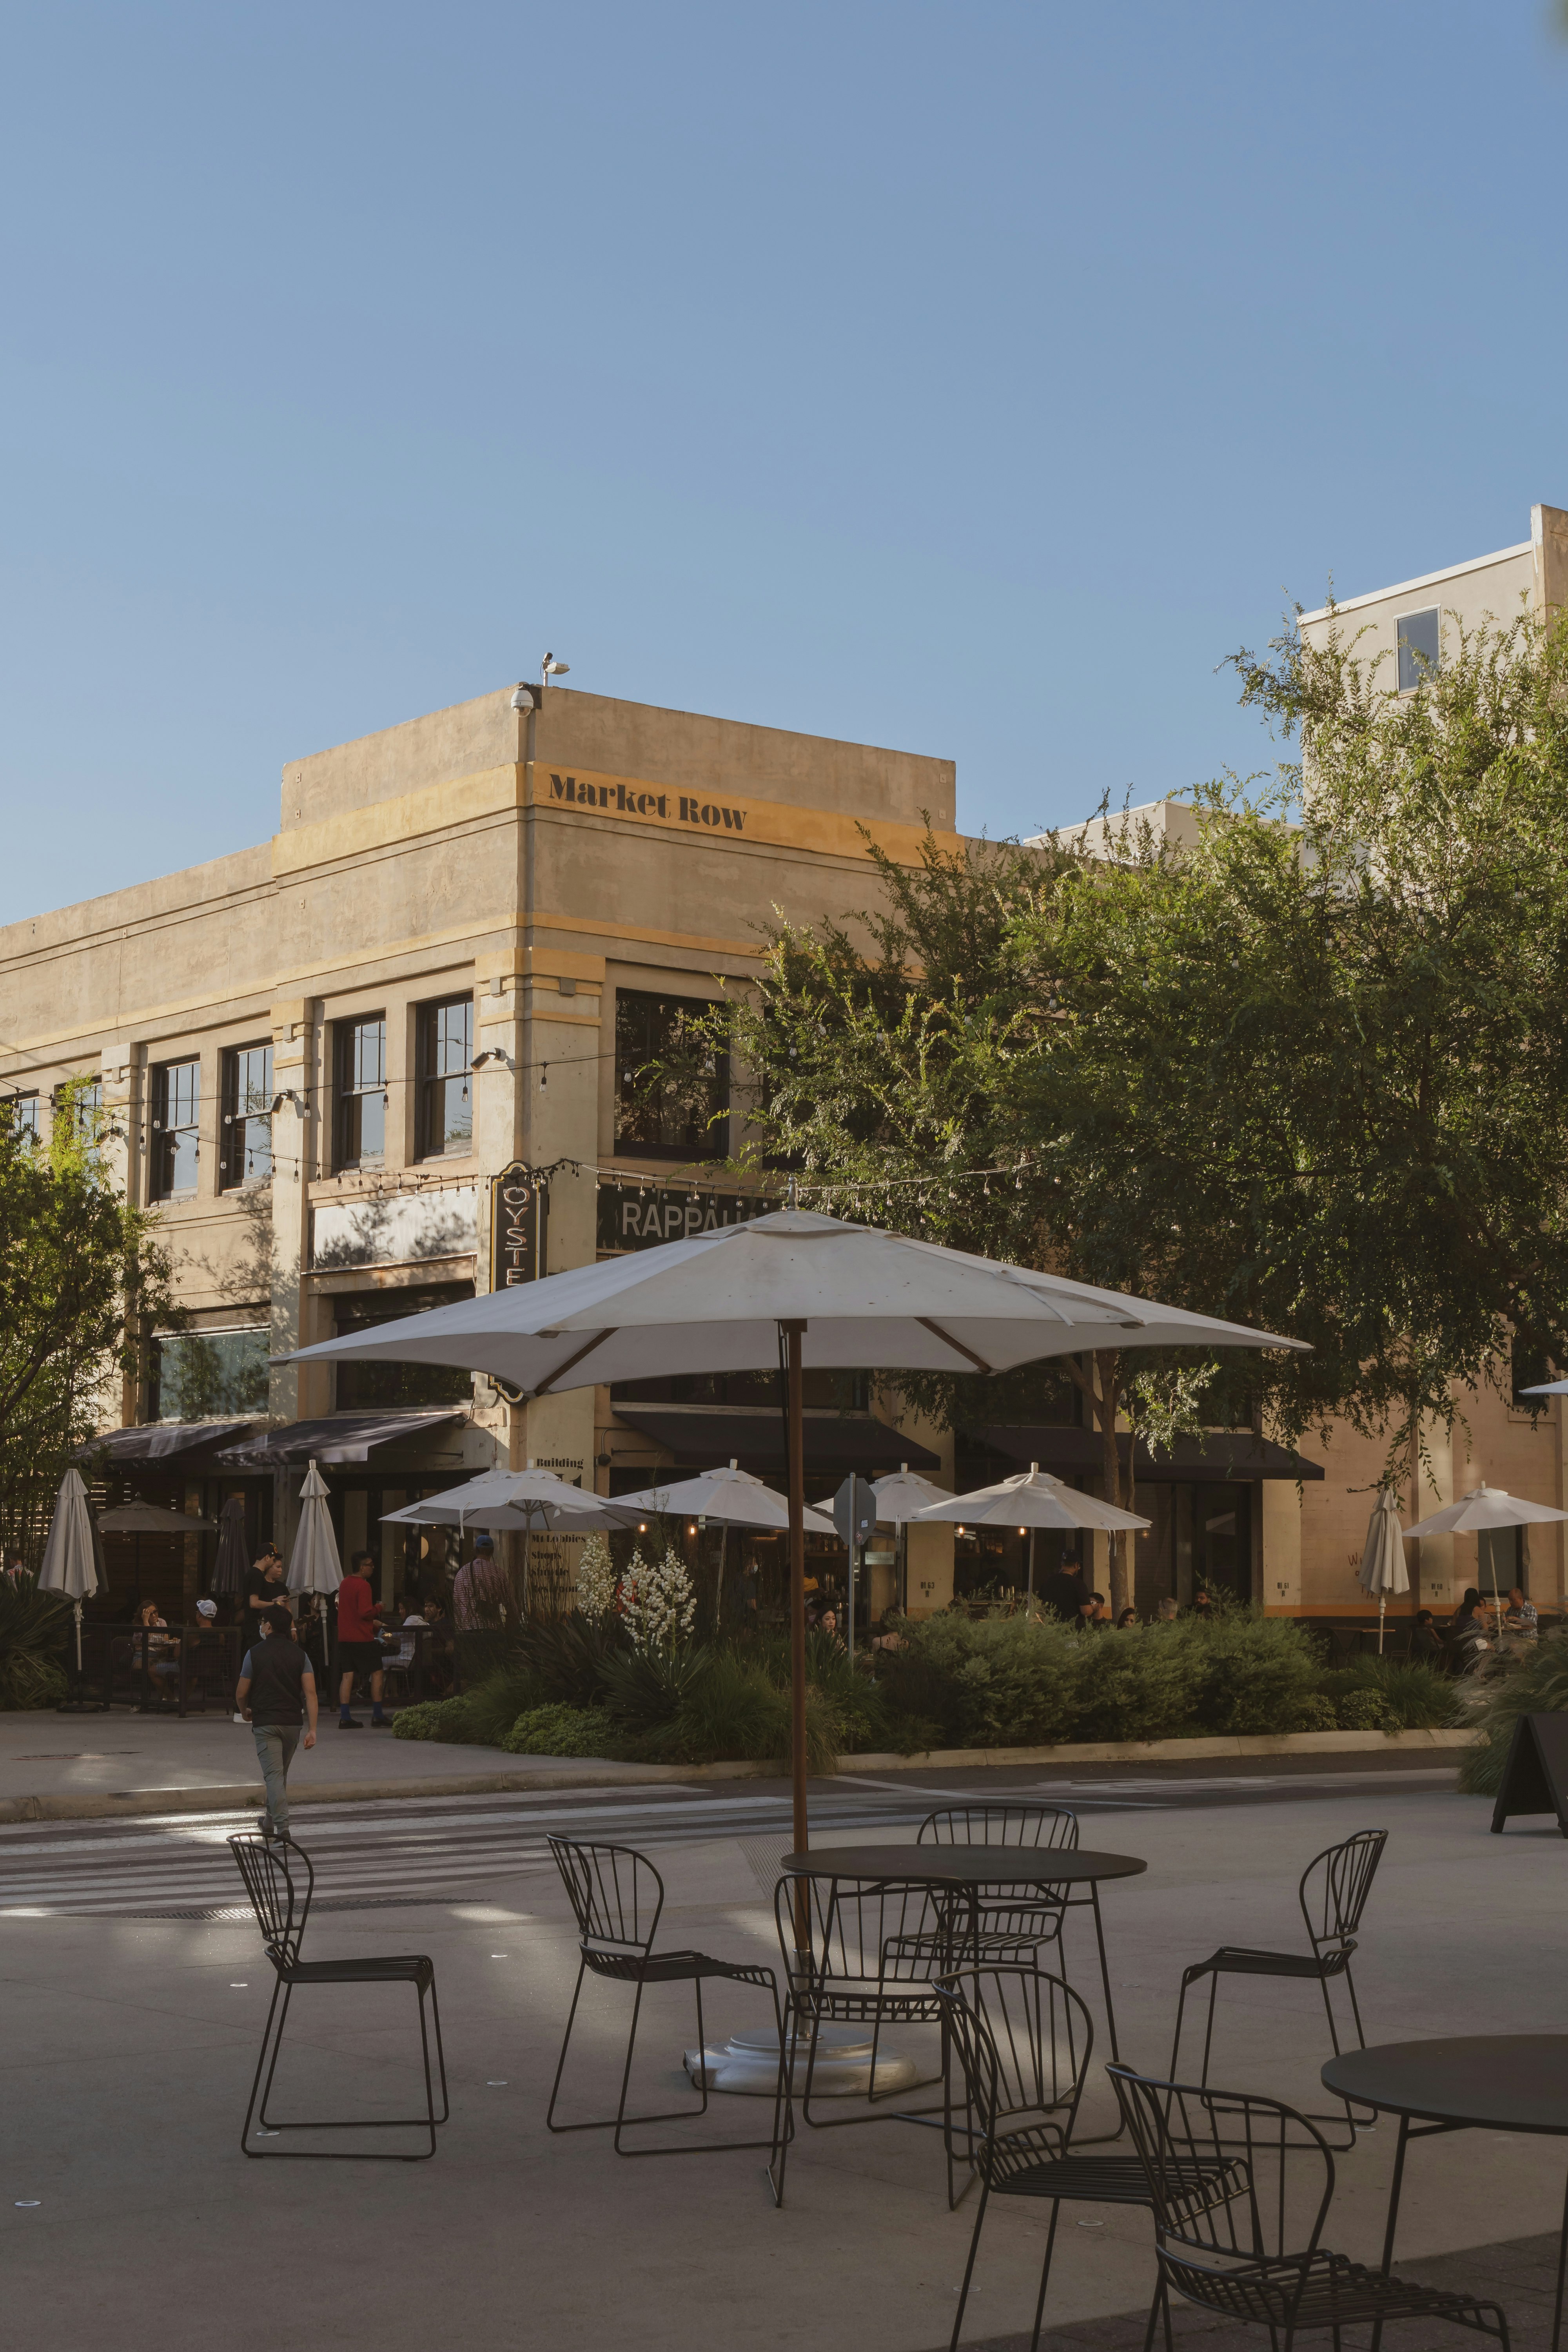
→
(619, 1544, 697, 1654)
(574, 1533, 619, 1622)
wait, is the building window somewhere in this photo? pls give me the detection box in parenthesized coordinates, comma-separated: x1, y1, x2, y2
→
(615, 990, 728, 1160)
(54, 1077, 102, 1144)
(417, 996, 473, 1160)
(1396, 607, 1440, 691)
(150, 1324, 270, 1421)
(221, 1043, 273, 1188)
(333, 1281, 475, 1410)
(335, 1016, 387, 1170)
(7, 1094, 41, 1147)
(149, 1060, 201, 1198)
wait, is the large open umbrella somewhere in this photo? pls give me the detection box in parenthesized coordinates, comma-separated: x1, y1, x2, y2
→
(96, 1498, 215, 1612)
(38, 1467, 104, 1675)
(210, 1494, 250, 1600)
(287, 1463, 342, 1678)
(1358, 1489, 1409, 1654)
(1403, 1485, 1568, 1630)
(289, 1207, 1299, 1858)
(612, 1460, 837, 1631)
(914, 1463, 1150, 1610)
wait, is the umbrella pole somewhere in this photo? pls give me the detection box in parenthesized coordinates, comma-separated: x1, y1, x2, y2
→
(783, 1320, 809, 1912)
(715, 1522, 726, 1636)
(1378, 1596, 1386, 1657)
(1027, 1528, 1035, 1613)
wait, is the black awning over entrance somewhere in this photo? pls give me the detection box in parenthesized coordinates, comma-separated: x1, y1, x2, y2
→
(78, 1420, 257, 1467)
(974, 1424, 1323, 1483)
(612, 1405, 939, 1476)
(213, 1409, 468, 1466)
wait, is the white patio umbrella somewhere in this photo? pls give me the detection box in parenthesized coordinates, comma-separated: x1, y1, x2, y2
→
(288, 1207, 1300, 1856)
(1403, 1485, 1568, 1630)
(38, 1467, 103, 1671)
(1358, 1489, 1409, 1655)
(382, 1466, 640, 1612)
(610, 1460, 837, 1631)
(871, 1464, 951, 1618)
(913, 1463, 1150, 1611)
(287, 1462, 342, 1677)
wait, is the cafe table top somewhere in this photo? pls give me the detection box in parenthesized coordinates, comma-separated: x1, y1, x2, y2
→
(779, 1845, 1148, 1888)
(1322, 2036, 1568, 2136)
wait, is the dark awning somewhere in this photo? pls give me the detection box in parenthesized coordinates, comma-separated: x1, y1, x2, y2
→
(973, 1424, 1323, 1483)
(214, 1410, 468, 1466)
(77, 1421, 256, 1466)
(611, 1405, 939, 1475)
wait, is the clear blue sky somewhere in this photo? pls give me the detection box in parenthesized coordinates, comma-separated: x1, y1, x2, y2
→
(2, 2, 1565, 924)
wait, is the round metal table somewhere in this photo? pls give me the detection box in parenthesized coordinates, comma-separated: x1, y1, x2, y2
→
(782, 1845, 1147, 2064)
(1323, 2036, 1568, 2350)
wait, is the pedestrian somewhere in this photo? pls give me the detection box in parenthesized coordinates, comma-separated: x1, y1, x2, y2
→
(243, 1544, 289, 1648)
(452, 1534, 509, 1630)
(336, 1548, 389, 1728)
(236, 1603, 317, 1841)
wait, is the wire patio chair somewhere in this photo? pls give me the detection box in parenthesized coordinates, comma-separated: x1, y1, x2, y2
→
(769, 1870, 960, 2206)
(913, 1803, 1080, 1964)
(546, 1835, 784, 2160)
(936, 1966, 1246, 2352)
(1169, 1828, 1388, 2149)
(1108, 2062, 1512, 2352)
(227, 1835, 448, 2161)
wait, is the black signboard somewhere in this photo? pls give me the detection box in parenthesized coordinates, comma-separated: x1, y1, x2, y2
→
(596, 1180, 775, 1256)
(1490, 1712, 1568, 1837)
(491, 1160, 549, 1289)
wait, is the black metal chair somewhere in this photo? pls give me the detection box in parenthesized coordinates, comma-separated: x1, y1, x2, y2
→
(1169, 1828, 1387, 2148)
(913, 1803, 1080, 1964)
(1109, 2062, 1512, 2352)
(546, 1834, 784, 2160)
(770, 1869, 959, 2206)
(227, 1835, 447, 2159)
(936, 1965, 1247, 2352)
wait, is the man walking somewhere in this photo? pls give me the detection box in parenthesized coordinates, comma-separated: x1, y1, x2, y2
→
(236, 1604, 317, 1842)
(336, 1548, 389, 1728)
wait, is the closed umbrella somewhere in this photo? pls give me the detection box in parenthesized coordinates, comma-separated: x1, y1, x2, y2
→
(611, 1461, 838, 1630)
(211, 1494, 250, 1599)
(287, 1463, 342, 1678)
(290, 1206, 1299, 1859)
(914, 1462, 1150, 1611)
(1403, 1485, 1568, 1631)
(37, 1467, 103, 1673)
(1358, 1489, 1409, 1655)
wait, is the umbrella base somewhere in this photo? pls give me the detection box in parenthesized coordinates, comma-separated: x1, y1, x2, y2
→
(684, 2025, 920, 2098)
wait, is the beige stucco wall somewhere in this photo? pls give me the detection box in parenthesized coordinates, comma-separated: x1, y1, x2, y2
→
(1298, 502, 1568, 678)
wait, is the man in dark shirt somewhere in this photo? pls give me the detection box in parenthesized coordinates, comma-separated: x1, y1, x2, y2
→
(243, 1547, 289, 1648)
(236, 1605, 317, 1840)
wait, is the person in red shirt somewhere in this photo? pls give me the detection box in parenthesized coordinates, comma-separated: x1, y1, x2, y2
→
(336, 1550, 388, 1728)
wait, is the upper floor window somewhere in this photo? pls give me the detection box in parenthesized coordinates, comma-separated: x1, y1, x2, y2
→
(1396, 607, 1440, 691)
(150, 1060, 200, 1199)
(54, 1077, 102, 1144)
(221, 1043, 273, 1189)
(615, 990, 728, 1161)
(335, 1017, 387, 1170)
(7, 1094, 41, 1148)
(417, 996, 473, 1160)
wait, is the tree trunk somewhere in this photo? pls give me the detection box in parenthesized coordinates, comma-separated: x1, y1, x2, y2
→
(1092, 1350, 1134, 1619)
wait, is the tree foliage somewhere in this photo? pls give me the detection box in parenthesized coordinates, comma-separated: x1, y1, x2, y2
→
(0, 1085, 175, 1561)
(697, 603, 1568, 1610)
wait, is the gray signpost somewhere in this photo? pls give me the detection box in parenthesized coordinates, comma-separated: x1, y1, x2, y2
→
(832, 1473, 878, 1664)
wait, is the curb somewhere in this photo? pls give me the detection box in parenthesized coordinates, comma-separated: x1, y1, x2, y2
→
(0, 1724, 1479, 1825)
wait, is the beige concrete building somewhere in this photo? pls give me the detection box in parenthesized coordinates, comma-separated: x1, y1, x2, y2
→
(9, 525, 1566, 1633)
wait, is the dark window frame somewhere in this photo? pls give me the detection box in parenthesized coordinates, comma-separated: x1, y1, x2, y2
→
(415, 995, 474, 1162)
(220, 1041, 274, 1190)
(334, 1015, 388, 1171)
(615, 989, 729, 1162)
(149, 1059, 201, 1200)
(333, 1280, 475, 1410)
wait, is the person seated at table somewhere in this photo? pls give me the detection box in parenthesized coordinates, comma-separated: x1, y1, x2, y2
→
(1156, 1595, 1180, 1623)
(1448, 1590, 1492, 1674)
(1116, 1604, 1138, 1628)
(1504, 1585, 1539, 1639)
(869, 1610, 904, 1653)
(1408, 1607, 1445, 1663)
(135, 1601, 181, 1703)
(815, 1606, 841, 1644)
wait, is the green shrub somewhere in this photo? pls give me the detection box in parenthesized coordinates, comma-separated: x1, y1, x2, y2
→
(599, 1640, 710, 1731)
(1459, 1630, 1568, 1793)
(1189, 1611, 1328, 1736)
(1334, 1689, 1392, 1733)
(390, 1695, 483, 1743)
(390, 1701, 446, 1740)
(1072, 1622, 1203, 1744)
(462, 1665, 545, 1749)
(503, 1704, 619, 1757)
(885, 1615, 1087, 1748)
(1321, 1655, 1460, 1732)
(0, 1577, 71, 1711)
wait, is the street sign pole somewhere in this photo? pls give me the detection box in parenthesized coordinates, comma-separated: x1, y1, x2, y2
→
(832, 1474, 877, 1664)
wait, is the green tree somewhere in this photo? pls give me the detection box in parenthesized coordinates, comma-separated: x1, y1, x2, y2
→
(0, 1082, 175, 1561)
(705, 603, 1568, 1615)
